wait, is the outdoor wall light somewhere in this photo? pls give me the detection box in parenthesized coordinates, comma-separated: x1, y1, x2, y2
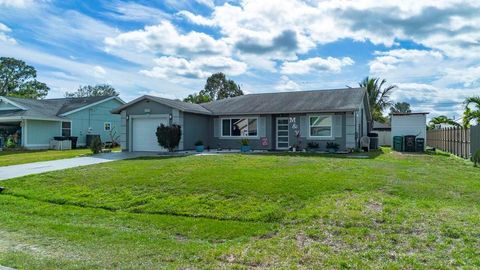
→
(169, 114, 173, 120)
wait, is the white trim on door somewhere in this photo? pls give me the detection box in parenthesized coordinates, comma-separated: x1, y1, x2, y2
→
(128, 114, 170, 152)
(276, 117, 289, 150)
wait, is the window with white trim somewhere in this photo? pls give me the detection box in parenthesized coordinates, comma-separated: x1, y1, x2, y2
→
(104, 122, 111, 131)
(309, 115, 332, 137)
(62, 122, 71, 137)
(221, 118, 258, 137)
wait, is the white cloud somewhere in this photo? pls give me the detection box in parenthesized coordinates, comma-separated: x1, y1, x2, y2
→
(93, 66, 106, 78)
(180, 0, 480, 60)
(195, 0, 214, 8)
(140, 56, 247, 80)
(281, 57, 354, 74)
(0, 0, 36, 8)
(370, 49, 443, 74)
(274, 75, 301, 92)
(177, 10, 215, 26)
(0, 22, 10, 32)
(105, 21, 229, 57)
(104, 1, 171, 23)
(0, 22, 15, 44)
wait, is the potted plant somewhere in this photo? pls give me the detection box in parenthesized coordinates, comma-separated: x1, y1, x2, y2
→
(326, 142, 340, 153)
(240, 138, 250, 153)
(194, 140, 204, 152)
(307, 142, 319, 152)
(291, 144, 298, 152)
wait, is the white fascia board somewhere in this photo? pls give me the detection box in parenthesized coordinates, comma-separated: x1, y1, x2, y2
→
(59, 96, 125, 116)
(0, 97, 28, 110)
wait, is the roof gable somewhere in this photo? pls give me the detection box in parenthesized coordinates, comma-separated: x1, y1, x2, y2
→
(111, 95, 212, 115)
(58, 96, 125, 116)
(0, 96, 123, 120)
(0, 97, 27, 111)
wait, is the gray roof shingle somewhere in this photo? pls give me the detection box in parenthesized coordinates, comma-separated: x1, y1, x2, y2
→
(200, 88, 366, 115)
(0, 96, 117, 120)
(146, 96, 212, 115)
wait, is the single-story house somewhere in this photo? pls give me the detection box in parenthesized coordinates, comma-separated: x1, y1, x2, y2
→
(112, 87, 371, 152)
(0, 95, 124, 149)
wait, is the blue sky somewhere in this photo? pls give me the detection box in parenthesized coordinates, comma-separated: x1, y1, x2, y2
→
(1, 0, 479, 119)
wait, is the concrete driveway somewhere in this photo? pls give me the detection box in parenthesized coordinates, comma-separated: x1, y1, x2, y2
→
(0, 152, 158, 181)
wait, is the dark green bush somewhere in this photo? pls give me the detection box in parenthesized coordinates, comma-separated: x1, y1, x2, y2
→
(473, 149, 480, 167)
(90, 136, 102, 154)
(156, 124, 182, 152)
(307, 142, 319, 149)
(326, 142, 340, 150)
(194, 140, 203, 146)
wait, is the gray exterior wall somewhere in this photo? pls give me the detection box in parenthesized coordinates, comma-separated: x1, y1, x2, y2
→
(209, 115, 273, 150)
(183, 112, 210, 150)
(208, 113, 347, 151)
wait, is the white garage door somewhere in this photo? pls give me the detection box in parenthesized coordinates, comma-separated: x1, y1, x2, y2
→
(132, 117, 169, 152)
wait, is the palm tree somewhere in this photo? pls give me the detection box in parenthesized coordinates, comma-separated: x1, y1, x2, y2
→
(463, 96, 480, 128)
(359, 77, 397, 123)
(428, 115, 460, 129)
(390, 102, 411, 114)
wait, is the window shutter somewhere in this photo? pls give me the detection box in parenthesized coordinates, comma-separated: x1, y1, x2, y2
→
(258, 117, 266, 137)
(300, 116, 308, 138)
(334, 115, 343, 138)
(213, 118, 220, 138)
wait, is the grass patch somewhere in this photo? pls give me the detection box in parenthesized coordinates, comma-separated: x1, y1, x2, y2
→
(0, 149, 93, 167)
(1, 149, 479, 268)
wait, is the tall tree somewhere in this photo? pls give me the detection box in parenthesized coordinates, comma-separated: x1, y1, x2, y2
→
(183, 73, 243, 104)
(463, 96, 480, 128)
(200, 72, 243, 100)
(390, 102, 411, 114)
(183, 92, 212, 104)
(359, 77, 397, 123)
(0, 57, 49, 99)
(428, 115, 461, 129)
(65, 84, 118, 98)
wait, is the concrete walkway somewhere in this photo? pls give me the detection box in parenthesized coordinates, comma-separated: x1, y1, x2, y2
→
(0, 152, 158, 181)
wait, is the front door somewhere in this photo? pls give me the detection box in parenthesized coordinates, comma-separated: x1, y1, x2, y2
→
(276, 117, 289, 150)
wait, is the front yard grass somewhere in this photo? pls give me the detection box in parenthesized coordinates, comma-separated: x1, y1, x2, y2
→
(0, 148, 92, 167)
(0, 149, 479, 269)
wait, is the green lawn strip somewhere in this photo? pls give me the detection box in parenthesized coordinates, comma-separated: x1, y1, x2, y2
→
(0, 194, 275, 269)
(0, 149, 92, 167)
(4, 152, 479, 222)
(1, 151, 479, 268)
(220, 192, 480, 269)
(2, 155, 389, 222)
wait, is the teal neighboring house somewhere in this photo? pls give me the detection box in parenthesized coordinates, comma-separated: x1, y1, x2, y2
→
(0, 95, 124, 149)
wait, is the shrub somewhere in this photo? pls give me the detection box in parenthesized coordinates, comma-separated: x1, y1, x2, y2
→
(156, 124, 182, 152)
(307, 142, 319, 149)
(90, 136, 102, 154)
(5, 137, 16, 148)
(473, 149, 480, 167)
(240, 138, 249, 146)
(326, 142, 340, 150)
(194, 140, 203, 146)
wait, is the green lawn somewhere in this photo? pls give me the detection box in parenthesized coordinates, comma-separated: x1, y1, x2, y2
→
(0, 149, 92, 167)
(0, 149, 479, 269)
